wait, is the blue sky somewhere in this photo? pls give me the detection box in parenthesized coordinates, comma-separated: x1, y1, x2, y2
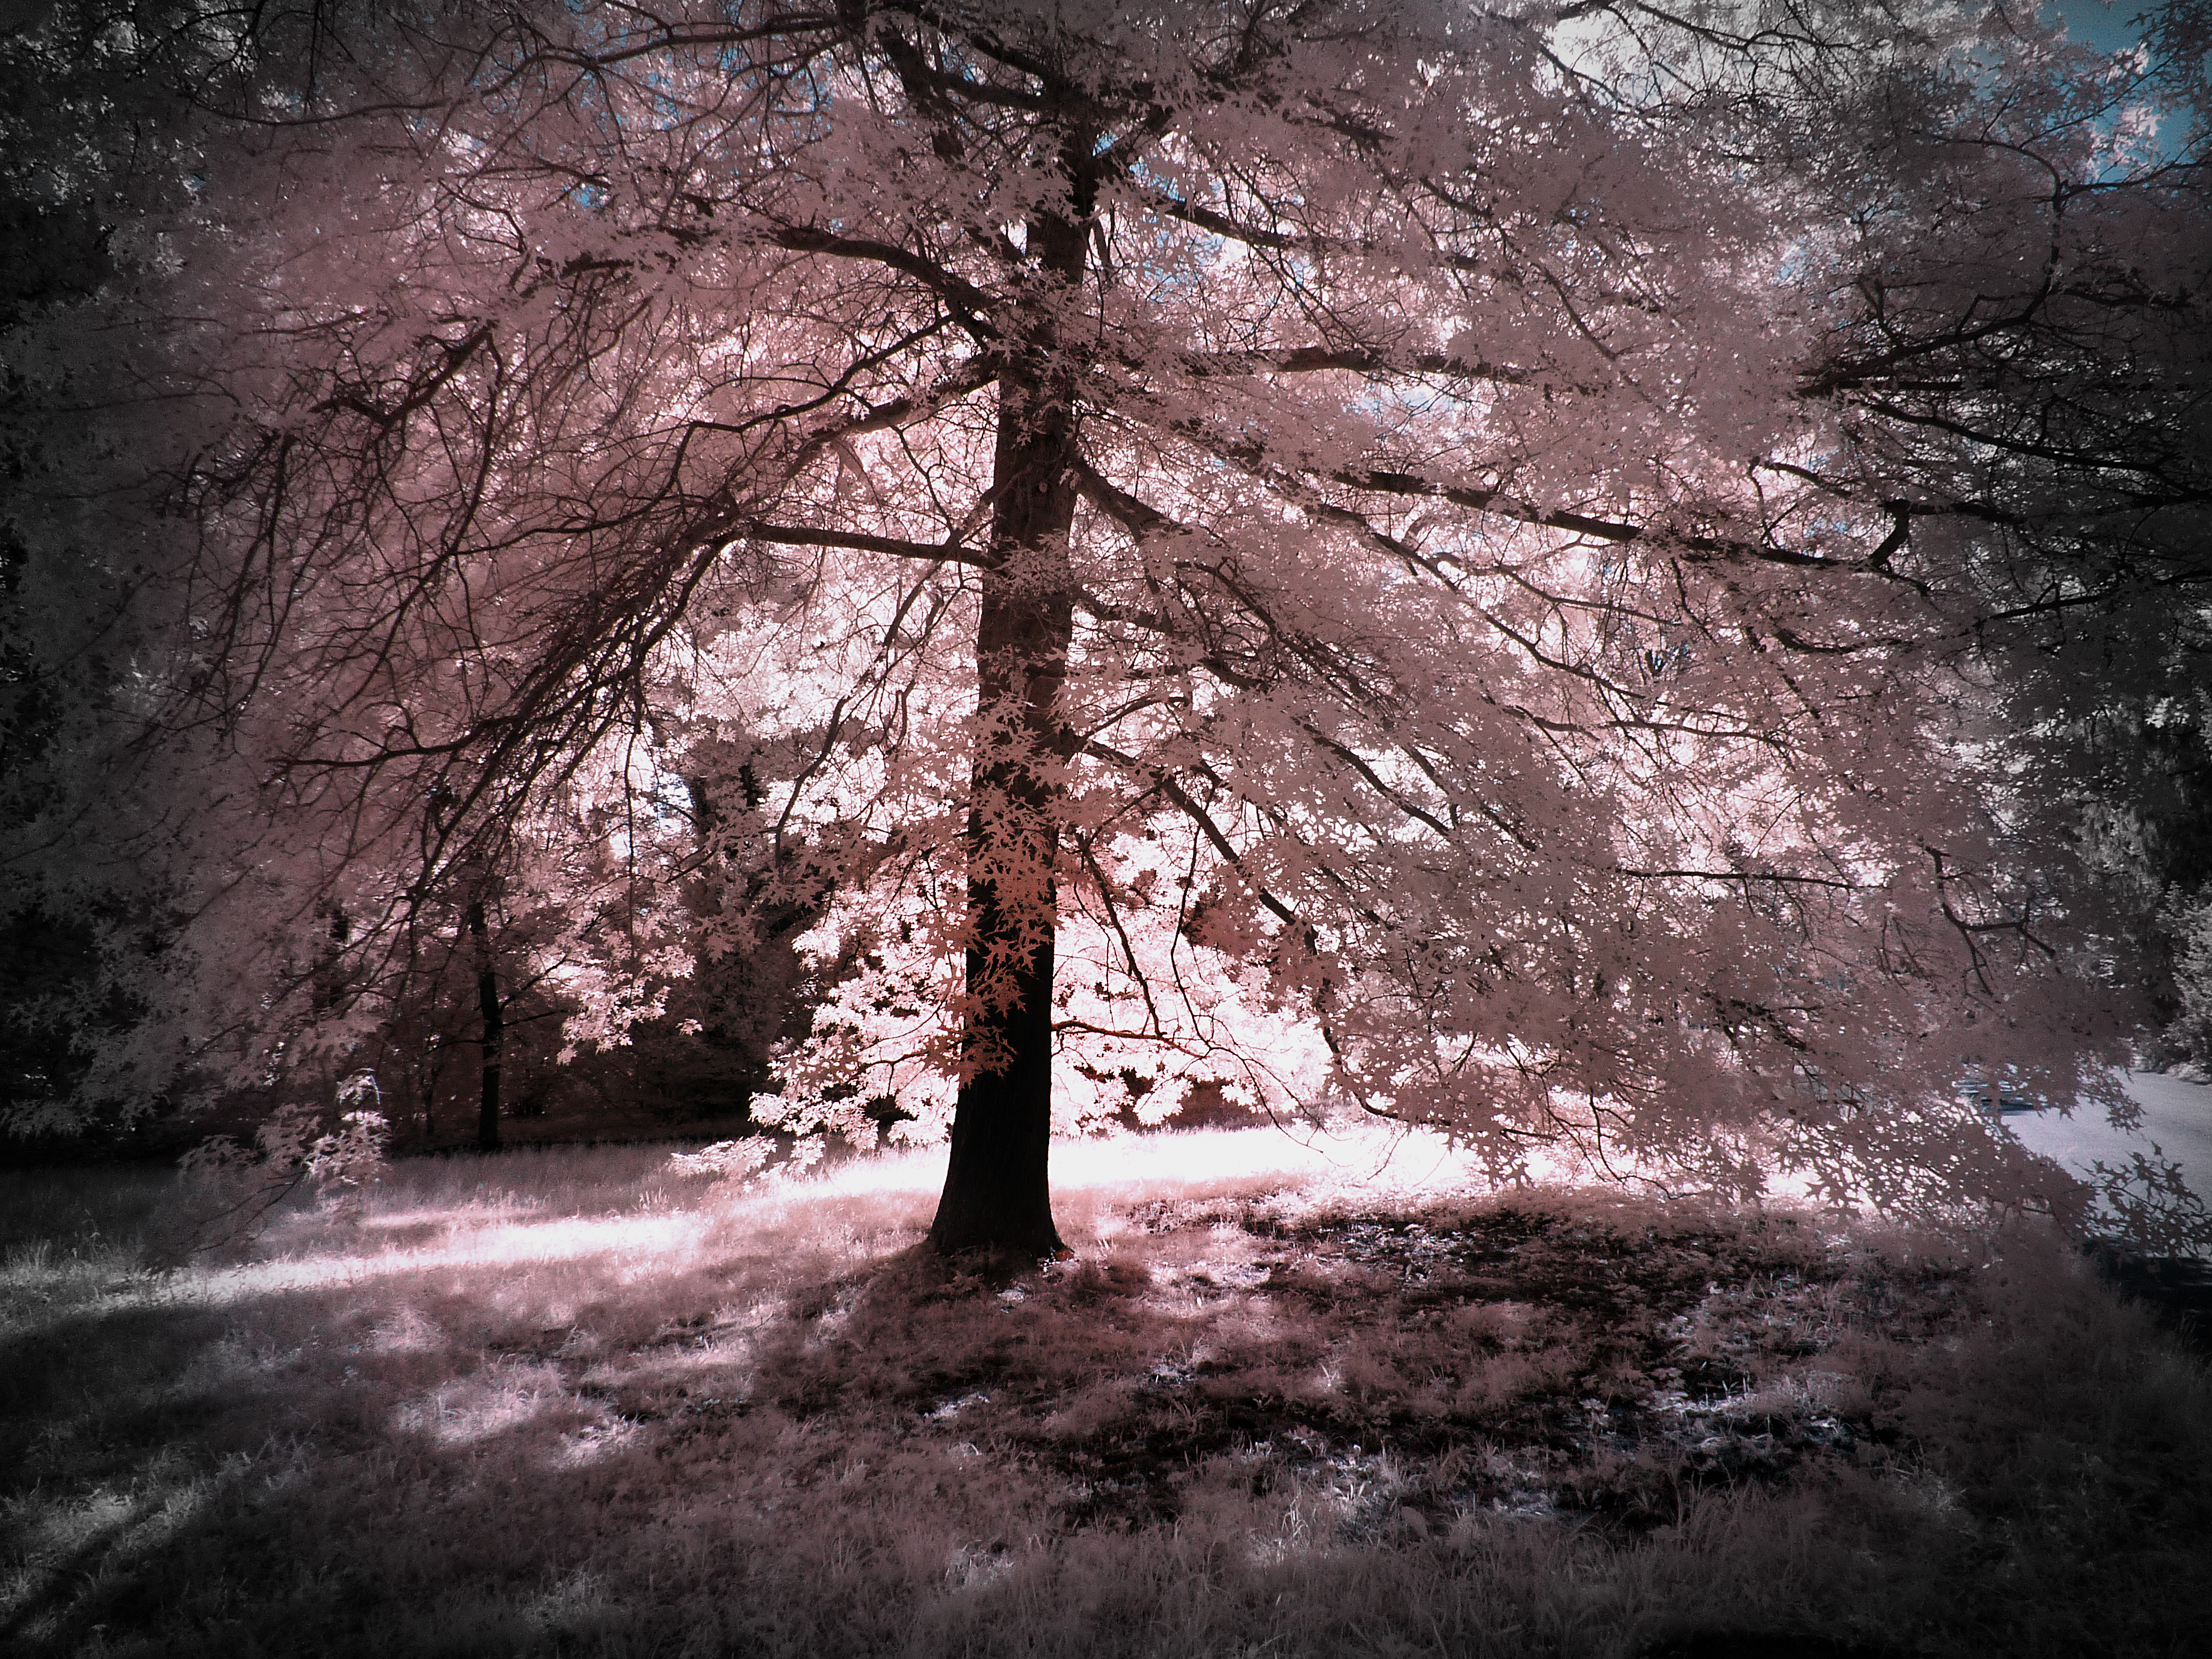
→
(2046, 0, 2151, 53)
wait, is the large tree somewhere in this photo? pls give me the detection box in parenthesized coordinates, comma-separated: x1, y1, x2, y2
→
(7, 0, 2208, 1246)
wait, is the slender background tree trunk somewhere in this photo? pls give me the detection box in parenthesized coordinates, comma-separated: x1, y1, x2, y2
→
(468, 897, 503, 1153)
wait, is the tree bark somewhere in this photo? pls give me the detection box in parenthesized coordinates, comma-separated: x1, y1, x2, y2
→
(467, 897, 503, 1153)
(927, 190, 1090, 1258)
(927, 538, 1073, 1254)
(311, 904, 349, 1013)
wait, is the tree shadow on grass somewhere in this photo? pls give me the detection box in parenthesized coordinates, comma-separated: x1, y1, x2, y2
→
(3, 1189, 2208, 1658)
(733, 1200, 1954, 1539)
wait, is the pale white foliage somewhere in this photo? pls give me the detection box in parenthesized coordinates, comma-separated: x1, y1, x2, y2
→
(2166, 896, 2212, 1061)
(665, 1137, 777, 1183)
(182, 1097, 391, 1198)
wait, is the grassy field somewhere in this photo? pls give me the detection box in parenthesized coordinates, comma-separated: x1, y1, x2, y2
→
(3, 1126, 2208, 1658)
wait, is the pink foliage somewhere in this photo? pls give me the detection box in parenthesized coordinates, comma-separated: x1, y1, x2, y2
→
(6, 1, 2208, 1239)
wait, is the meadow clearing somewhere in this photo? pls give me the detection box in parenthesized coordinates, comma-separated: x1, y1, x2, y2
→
(3, 1124, 2208, 1658)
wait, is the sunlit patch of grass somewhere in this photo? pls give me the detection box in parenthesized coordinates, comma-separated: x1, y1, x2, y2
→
(2, 1129, 2208, 1658)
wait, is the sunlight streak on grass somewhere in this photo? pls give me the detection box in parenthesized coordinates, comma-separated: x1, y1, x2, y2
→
(3, 1131, 2207, 1659)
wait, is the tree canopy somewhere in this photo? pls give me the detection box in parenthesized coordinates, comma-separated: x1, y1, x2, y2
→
(4, 0, 2209, 1248)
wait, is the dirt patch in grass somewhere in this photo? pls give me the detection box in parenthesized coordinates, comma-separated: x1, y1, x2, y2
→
(727, 1195, 1966, 1541)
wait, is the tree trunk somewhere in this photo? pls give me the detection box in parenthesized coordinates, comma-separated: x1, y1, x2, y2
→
(421, 1037, 443, 1147)
(467, 897, 503, 1153)
(927, 194, 1090, 1258)
(311, 904, 349, 1013)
